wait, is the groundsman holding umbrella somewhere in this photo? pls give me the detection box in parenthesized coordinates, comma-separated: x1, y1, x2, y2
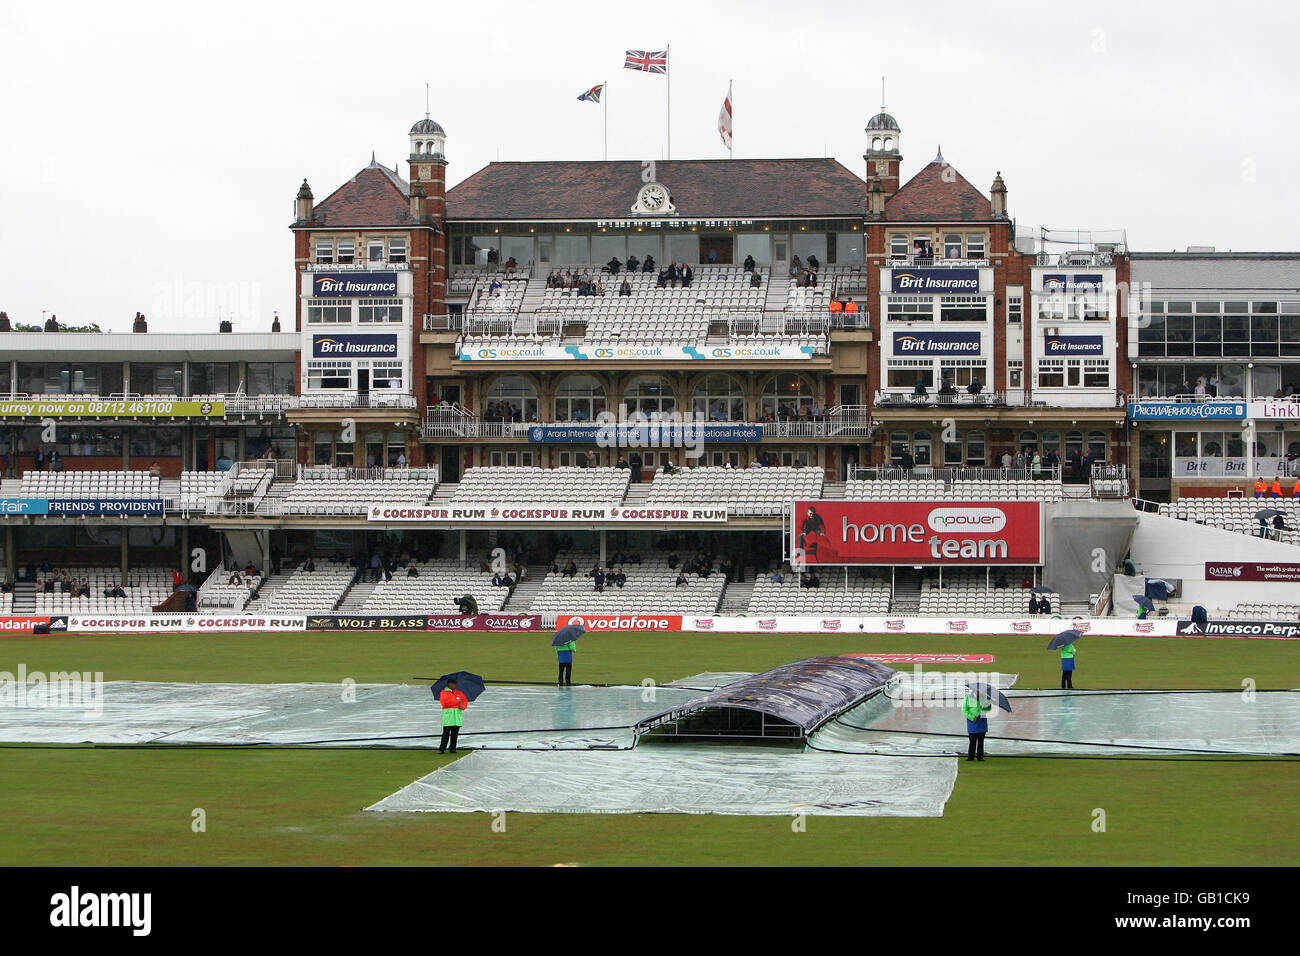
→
(437, 677, 469, 753)
(962, 689, 993, 762)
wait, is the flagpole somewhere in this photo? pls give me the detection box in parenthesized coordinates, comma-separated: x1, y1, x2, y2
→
(665, 44, 671, 160)
(603, 79, 608, 161)
(728, 79, 733, 159)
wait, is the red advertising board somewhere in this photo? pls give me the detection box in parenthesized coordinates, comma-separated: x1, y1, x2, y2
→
(558, 613, 683, 632)
(792, 500, 1043, 566)
(1205, 562, 1300, 583)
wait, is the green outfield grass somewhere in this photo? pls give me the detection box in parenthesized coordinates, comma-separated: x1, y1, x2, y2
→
(1, 630, 1297, 866)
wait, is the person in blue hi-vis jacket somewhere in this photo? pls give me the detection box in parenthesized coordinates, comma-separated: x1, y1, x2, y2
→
(556, 638, 576, 686)
(1060, 641, 1077, 689)
(962, 690, 992, 762)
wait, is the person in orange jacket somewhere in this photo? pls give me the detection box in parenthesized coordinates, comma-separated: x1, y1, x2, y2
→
(1271, 477, 1283, 497)
(438, 678, 469, 754)
(1254, 478, 1267, 497)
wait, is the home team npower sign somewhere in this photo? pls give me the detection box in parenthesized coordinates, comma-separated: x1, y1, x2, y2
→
(792, 500, 1043, 566)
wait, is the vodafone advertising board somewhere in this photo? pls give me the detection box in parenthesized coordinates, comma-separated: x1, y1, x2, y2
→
(792, 500, 1043, 566)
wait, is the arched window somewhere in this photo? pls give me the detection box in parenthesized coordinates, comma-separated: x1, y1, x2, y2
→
(872, 136, 882, 150)
(1087, 430, 1108, 462)
(622, 375, 676, 418)
(1018, 430, 1039, 452)
(883, 137, 893, 150)
(761, 374, 814, 420)
(554, 374, 606, 422)
(485, 374, 537, 423)
(1041, 431, 1062, 458)
(692, 374, 745, 422)
(1065, 430, 1085, 461)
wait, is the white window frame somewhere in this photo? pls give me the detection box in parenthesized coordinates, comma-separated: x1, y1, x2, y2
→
(306, 299, 352, 324)
(358, 298, 403, 324)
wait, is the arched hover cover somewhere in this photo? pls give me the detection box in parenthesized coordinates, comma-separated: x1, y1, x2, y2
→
(635, 657, 899, 742)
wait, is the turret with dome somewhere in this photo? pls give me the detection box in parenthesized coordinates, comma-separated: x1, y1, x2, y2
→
(864, 83, 903, 208)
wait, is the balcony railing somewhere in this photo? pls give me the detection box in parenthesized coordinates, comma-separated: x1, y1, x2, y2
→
(295, 392, 417, 410)
(420, 405, 872, 441)
(301, 261, 411, 272)
(874, 389, 1125, 410)
(885, 256, 991, 268)
(423, 313, 463, 331)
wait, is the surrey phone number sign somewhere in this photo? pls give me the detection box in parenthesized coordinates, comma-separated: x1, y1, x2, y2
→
(0, 399, 224, 418)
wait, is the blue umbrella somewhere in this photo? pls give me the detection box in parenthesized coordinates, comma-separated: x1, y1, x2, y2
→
(551, 623, 586, 647)
(965, 681, 1012, 713)
(430, 671, 486, 701)
(1133, 594, 1154, 613)
(1047, 628, 1084, 651)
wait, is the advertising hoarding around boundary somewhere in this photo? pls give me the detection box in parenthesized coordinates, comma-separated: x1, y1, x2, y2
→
(791, 500, 1044, 566)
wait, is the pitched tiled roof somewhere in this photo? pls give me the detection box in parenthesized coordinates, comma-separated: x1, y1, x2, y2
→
(309, 160, 413, 227)
(445, 159, 866, 221)
(884, 159, 993, 221)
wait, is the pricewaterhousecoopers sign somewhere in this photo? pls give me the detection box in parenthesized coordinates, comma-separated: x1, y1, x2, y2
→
(890, 269, 980, 293)
(1128, 400, 1247, 421)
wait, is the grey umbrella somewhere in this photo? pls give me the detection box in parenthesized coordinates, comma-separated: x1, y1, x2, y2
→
(965, 681, 1012, 713)
(1047, 628, 1084, 650)
(1256, 508, 1281, 520)
(1133, 594, 1154, 612)
(1031, 585, 1054, 593)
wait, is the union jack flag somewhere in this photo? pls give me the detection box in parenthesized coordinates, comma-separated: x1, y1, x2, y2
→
(624, 50, 668, 74)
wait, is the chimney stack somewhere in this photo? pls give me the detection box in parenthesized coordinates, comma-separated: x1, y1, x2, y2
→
(295, 179, 314, 223)
(990, 171, 1008, 218)
(132, 311, 148, 333)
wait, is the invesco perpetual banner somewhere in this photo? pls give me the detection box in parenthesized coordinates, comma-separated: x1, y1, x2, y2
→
(890, 269, 980, 293)
(791, 500, 1043, 566)
(311, 272, 399, 297)
(0, 398, 223, 418)
(892, 330, 982, 355)
(311, 333, 398, 358)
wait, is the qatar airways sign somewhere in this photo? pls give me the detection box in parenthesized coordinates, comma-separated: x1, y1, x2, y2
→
(791, 500, 1043, 566)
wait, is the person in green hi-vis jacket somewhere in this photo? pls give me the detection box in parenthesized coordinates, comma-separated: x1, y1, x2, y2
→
(1060, 642, 1077, 689)
(962, 691, 992, 762)
(556, 638, 576, 686)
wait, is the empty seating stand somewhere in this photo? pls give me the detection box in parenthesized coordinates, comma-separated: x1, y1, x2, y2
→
(1158, 498, 1300, 546)
(452, 466, 629, 504)
(917, 569, 1058, 617)
(282, 467, 437, 516)
(645, 466, 824, 516)
(529, 553, 725, 615)
(359, 560, 509, 615)
(20, 471, 160, 499)
(747, 576, 890, 615)
(261, 564, 354, 614)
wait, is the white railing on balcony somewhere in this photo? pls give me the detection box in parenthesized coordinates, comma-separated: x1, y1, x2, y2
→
(885, 257, 991, 268)
(295, 392, 417, 410)
(423, 313, 463, 331)
(874, 389, 1125, 410)
(301, 261, 411, 272)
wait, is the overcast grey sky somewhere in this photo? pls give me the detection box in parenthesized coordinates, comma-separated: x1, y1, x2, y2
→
(1, 0, 1296, 333)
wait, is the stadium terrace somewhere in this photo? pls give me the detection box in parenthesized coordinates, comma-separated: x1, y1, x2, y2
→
(1, 104, 1300, 630)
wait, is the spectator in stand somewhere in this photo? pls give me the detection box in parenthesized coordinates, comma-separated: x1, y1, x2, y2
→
(681, 264, 693, 287)
(619, 278, 632, 296)
(548, 558, 560, 575)
(592, 568, 605, 592)
(244, 560, 258, 577)
(675, 572, 688, 587)
(606, 256, 622, 275)
(149, 460, 162, 478)
(562, 559, 577, 578)
(614, 568, 627, 588)
(504, 256, 518, 274)
(807, 254, 820, 271)
(1037, 595, 1052, 615)
(743, 253, 756, 272)
(171, 569, 184, 590)
(369, 553, 381, 582)
(1027, 594, 1039, 615)
(626, 254, 640, 272)
(642, 254, 656, 273)
(750, 270, 762, 288)
(302, 555, 315, 572)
